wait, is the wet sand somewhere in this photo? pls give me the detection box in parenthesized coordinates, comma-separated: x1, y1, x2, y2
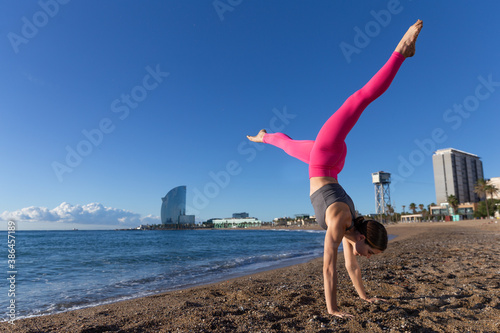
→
(3, 220, 499, 332)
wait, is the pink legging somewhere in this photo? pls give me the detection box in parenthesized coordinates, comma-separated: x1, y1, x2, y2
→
(263, 51, 405, 179)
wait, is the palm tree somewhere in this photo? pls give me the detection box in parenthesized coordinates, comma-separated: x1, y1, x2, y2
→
(447, 195, 459, 215)
(418, 204, 424, 212)
(486, 183, 499, 202)
(402, 205, 406, 214)
(409, 203, 416, 214)
(428, 202, 436, 220)
(474, 179, 490, 218)
(386, 204, 395, 222)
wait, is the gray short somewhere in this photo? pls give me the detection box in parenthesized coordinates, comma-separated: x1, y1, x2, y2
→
(310, 183, 356, 230)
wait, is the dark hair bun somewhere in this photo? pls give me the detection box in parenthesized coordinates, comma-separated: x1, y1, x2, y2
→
(353, 217, 388, 251)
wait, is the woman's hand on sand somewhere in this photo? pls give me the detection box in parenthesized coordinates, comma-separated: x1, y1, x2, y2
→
(328, 310, 353, 318)
(361, 297, 386, 304)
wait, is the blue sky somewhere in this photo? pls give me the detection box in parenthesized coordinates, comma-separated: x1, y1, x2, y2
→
(1, 0, 499, 230)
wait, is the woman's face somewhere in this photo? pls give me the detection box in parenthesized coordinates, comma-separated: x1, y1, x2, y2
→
(354, 239, 382, 258)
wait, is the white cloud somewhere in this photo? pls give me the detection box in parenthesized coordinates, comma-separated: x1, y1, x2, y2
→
(140, 214, 162, 225)
(0, 202, 160, 226)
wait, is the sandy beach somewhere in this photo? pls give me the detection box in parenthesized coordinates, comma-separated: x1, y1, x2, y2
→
(3, 220, 499, 332)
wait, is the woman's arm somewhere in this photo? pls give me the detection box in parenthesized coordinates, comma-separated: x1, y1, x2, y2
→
(342, 238, 384, 303)
(323, 207, 353, 317)
(323, 227, 341, 314)
(342, 238, 369, 299)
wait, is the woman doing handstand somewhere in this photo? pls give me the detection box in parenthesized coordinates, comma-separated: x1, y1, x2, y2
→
(248, 20, 423, 317)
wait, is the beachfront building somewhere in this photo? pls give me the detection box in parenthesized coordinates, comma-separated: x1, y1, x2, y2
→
(487, 177, 500, 200)
(432, 148, 484, 204)
(430, 203, 450, 218)
(232, 212, 249, 218)
(294, 214, 310, 225)
(429, 202, 477, 221)
(400, 214, 423, 223)
(161, 186, 195, 225)
(485, 177, 500, 218)
(212, 217, 262, 228)
(273, 215, 316, 227)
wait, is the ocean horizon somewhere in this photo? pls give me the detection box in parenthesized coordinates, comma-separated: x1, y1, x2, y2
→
(1, 229, 328, 321)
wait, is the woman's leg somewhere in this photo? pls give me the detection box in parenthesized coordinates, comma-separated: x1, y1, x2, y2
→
(249, 50, 406, 170)
(309, 20, 423, 178)
(318, 51, 405, 145)
(263, 132, 314, 164)
(247, 129, 314, 164)
(309, 52, 405, 178)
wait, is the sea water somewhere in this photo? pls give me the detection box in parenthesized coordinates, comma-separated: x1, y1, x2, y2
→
(0, 229, 327, 320)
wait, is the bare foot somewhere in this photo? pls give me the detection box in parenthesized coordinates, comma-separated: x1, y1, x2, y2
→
(247, 129, 267, 143)
(395, 19, 423, 58)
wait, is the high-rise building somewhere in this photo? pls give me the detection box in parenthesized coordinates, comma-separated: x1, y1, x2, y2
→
(161, 186, 195, 225)
(432, 148, 484, 204)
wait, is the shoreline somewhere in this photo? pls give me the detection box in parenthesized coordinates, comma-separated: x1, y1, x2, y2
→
(6, 228, 327, 322)
(3, 220, 499, 332)
(8, 231, 400, 324)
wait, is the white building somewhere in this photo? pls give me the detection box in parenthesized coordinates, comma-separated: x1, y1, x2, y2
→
(487, 177, 500, 218)
(487, 177, 500, 200)
(212, 217, 261, 228)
